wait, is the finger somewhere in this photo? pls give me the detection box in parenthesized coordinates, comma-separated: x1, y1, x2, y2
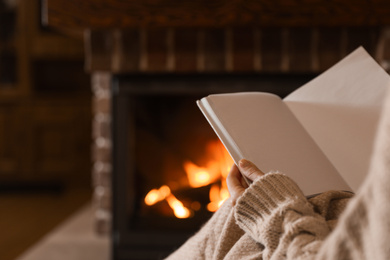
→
(226, 164, 246, 206)
(240, 173, 249, 189)
(238, 159, 265, 182)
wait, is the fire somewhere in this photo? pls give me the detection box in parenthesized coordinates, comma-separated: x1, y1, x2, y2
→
(166, 194, 191, 218)
(144, 185, 171, 206)
(144, 140, 233, 218)
(207, 182, 230, 212)
(184, 161, 216, 188)
(144, 185, 192, 218)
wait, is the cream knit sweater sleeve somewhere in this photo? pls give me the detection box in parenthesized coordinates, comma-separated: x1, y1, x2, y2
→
(234, 173, 331, 260)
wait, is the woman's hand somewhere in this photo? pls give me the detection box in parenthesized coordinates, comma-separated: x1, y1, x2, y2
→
(226, 159, 265, 206)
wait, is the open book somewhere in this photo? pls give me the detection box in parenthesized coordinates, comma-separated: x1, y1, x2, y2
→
(197, 47, 390, 196)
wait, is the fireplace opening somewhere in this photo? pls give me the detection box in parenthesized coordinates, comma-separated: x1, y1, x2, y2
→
(111, 74, 314, 260)
(133, 94, 233, 231)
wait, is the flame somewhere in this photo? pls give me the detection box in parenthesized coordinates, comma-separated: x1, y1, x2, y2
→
(184, 141, 233, 212)
(144, 185, 191, 218)
(144, 185, 171, 206)
(206, 141, 233, 179)
(166, 194, 191, 218)
(184, 141, 233, 189)
(207, 183, 230, 212)
(184, 161, 216, 188)
(144, 140, 234, 218)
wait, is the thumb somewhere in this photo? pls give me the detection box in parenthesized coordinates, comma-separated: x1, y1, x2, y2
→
(238, 159, 265, 182)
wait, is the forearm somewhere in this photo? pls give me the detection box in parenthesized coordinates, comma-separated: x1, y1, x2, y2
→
(234, 173, 331, 260)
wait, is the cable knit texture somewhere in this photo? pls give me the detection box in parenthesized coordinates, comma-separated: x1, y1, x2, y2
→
(234, 173, 351, 260)
(166, 175, 352, 260)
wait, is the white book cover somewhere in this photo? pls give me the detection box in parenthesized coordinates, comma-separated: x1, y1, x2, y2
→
(197, 47, 390, 195)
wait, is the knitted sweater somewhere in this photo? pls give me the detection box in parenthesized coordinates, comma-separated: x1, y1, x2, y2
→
(167, 89, 390, 260)
(166, 175, 352, 260)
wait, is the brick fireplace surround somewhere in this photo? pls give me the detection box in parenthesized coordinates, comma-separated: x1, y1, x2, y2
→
(44, 0, 390, 258)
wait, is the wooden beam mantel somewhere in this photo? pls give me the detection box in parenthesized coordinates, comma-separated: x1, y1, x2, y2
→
(43, 0, 390, 30)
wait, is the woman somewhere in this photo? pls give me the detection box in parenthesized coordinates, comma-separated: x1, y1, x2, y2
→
(166, 89, 390, 260)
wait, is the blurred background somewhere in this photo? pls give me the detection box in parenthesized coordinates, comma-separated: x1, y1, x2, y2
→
(2, 0, 390, 260)
(0, 0, 92, 260)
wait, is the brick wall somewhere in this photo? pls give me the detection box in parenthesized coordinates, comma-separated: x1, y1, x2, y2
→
(91, 73, 112, 234)
(85, 27, 381, 73)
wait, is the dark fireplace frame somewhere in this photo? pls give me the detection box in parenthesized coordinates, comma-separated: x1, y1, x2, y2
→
(111, 73, 315, 260)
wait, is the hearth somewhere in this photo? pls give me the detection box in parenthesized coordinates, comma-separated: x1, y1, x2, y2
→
(111, 73, 313, 260)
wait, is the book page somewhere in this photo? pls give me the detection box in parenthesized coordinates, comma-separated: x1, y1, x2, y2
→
(198, 92, 350, 196)
(285, 47, 390, 191)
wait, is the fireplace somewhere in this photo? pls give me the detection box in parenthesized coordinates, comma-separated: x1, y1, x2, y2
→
(111, 73, 313, 259)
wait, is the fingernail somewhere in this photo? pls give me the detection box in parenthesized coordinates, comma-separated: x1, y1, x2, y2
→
(239, 159, 249, 168)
